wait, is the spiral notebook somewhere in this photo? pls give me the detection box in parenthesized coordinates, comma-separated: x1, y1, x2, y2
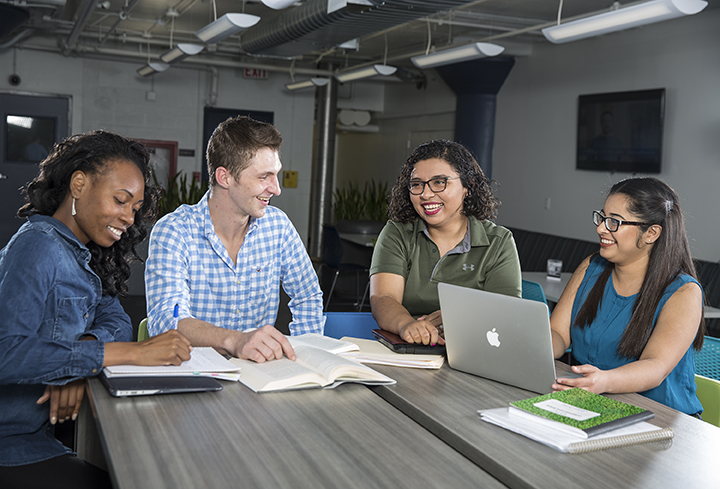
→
(478, 407, 674, 454)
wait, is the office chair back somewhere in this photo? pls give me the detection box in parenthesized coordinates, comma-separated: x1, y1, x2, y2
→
(521, 279, 548, 306)
(695, 374, 720, 427)
(322, 225, 345, 269)
(137, 318, 149, 342)
(323, 312, 377, 340)
(694, 335, 720, 381)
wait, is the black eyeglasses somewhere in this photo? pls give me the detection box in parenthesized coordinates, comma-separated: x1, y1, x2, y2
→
(592, 210, 649, 232)
(408, 177, 460, 195)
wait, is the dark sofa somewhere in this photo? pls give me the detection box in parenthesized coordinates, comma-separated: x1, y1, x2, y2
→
(506, 226, 720, 337)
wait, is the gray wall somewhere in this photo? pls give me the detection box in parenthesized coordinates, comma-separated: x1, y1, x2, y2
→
(0, 51, 316, 243)
(493, 9, 720, 262)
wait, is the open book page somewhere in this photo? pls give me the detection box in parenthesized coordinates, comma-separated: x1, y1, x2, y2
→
(478, 408, 671, 453)
(103, 347, 241, 379)
(287, 333, 360, 354)
(338, 337, 445, 369)
(229, 346, 395, 393)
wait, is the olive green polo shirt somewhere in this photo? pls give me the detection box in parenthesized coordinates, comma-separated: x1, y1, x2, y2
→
(370, 217, 522, 316)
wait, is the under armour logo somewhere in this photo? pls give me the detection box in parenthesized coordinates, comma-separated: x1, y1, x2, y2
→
(462, 264, 475, 271)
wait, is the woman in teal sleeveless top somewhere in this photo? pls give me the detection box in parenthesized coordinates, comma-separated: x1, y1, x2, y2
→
(550, 178, 705, 416)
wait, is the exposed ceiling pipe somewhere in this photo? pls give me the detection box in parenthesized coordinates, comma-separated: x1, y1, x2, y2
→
(96, 0, 141, 48)
(0, 29, 35, 50)
(21, 42, 334, 76)
(62, 0, 100, 55)
(238, 0, 477, 57)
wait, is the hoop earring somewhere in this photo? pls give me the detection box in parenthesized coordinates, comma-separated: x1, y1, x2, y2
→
(71, 198, 76, 216)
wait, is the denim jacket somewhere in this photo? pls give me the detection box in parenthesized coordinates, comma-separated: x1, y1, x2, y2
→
(0, 215, 132, 466)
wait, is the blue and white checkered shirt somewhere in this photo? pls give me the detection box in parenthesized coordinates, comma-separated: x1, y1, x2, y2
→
(145, 192, 323, 336)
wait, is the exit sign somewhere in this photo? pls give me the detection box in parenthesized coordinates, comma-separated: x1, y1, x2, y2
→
(244, 68, 268, 79)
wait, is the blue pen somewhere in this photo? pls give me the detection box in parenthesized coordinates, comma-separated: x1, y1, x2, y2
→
(171, 304, 179, 330)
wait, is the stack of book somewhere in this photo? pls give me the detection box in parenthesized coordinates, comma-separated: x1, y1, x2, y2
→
(479, 388, 674, 453)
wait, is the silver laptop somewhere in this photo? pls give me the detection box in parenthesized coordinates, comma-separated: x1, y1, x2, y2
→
(438, 282, 566, 394)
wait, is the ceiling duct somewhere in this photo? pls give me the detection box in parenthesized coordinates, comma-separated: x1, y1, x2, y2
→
(0, 5, 30, 41)
(238, 0, 476, 57)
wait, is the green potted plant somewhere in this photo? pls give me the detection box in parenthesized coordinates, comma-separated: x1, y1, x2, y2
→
(332, 179, 389, 234)
(153, 170, 209, 218)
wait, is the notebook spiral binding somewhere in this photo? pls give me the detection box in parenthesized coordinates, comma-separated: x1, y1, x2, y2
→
(567, 427, 674, 454)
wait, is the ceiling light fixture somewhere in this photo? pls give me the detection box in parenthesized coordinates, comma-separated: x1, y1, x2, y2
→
(285, 77, 330, 91)
(195, 13, 261, 44)
(542, 0, 707, 44)
(261, 0, 301, 9)
(411, 42, 505, 69)
(160, 43, 205, 63)
(335, 64, 397, 83)
(137, 61, 170, 77)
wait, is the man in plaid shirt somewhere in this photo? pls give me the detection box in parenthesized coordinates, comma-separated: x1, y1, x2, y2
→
(145, 116, 323, 363)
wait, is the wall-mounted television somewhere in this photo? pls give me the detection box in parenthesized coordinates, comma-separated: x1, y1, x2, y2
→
(576, 88, 665, 174)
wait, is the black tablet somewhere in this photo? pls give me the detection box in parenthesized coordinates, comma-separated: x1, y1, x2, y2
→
(372, 329, 446, 355)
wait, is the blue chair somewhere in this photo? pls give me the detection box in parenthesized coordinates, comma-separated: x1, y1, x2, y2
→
(522, 279, 548, 306)
(694, 335, 720, 381)
(323, 312, 377, 340)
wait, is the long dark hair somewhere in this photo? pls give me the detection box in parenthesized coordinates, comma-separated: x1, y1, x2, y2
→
(18, 130, 160, 297)
(387, 140, 500, 223)
(574, 177, 705, 358)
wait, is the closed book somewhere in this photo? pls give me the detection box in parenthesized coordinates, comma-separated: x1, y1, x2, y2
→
(509, 388, 654, 438)
(478, 407, 673, 454)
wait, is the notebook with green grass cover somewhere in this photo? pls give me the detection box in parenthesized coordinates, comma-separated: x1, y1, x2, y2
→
(509, 388, 654, 438)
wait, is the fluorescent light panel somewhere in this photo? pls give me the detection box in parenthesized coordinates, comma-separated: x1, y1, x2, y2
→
(262, 0, 301, 9)
(137, 61, 170, 77)
(542, 0, 707, 44)
(411, 42, 505, 69)
(335, 64, 397, 83)
(160, 43, 204, 63)
(285, 78, 330, 90)
(195, 13, 261, 44)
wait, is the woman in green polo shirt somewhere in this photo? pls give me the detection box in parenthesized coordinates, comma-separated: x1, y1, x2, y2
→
(369, 140, 522, 346)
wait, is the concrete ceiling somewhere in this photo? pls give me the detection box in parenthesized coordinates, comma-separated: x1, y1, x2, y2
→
(0, 0, 712, 76)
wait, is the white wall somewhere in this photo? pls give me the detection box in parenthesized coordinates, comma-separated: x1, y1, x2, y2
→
(493, 9, 720, 262)
(0, 51, 316, 242)
(335, 71, 456, 189)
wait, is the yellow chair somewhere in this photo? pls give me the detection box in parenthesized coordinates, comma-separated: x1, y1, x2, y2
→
(137, 318, 149, 342)
(695, 374, 720, 427)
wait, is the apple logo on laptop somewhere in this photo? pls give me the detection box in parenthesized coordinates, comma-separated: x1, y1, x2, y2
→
(486, 328, 501, 347)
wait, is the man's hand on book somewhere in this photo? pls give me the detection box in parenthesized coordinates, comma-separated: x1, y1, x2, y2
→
(36, 379, 85, 425)
(236, 325, 296, 363)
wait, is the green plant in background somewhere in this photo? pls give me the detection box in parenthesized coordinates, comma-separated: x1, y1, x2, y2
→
(333, 179, 389, 222)
(363, 179, 389, 222)
(152, 170, 209, 218)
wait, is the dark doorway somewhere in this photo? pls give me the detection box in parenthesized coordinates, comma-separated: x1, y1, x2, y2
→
(0, 93, 70, 247)
(201, 107, 273, 183)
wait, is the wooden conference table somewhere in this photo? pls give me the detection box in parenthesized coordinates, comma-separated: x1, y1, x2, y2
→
(80, 361, 720, 489)
(78, 376, 500, 489)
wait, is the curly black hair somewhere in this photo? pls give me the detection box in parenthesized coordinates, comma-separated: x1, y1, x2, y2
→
(387, 140, 500, 223)
(18, 130, 161, 297)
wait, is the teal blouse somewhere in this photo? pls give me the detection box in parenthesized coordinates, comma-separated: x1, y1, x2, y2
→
(570, 255, 703, 415)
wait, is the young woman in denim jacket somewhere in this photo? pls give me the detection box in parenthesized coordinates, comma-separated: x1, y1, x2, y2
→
(0, 131, 192, 489)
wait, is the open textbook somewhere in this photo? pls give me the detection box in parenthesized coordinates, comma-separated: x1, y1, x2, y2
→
(338, 337, 445, 369)
(287, 333, 360, 354)
(103, 347, 241, 381)
(229, 345, 395, 393)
